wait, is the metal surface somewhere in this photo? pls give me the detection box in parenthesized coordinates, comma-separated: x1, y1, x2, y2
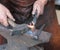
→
(0, 29, 51, 47)
(33, 24, 46, 40)
(0, 29, 40, 47)
(0, 11, 51, 50)
(0, 13, 38, 36)
(0, 20, 51, 50)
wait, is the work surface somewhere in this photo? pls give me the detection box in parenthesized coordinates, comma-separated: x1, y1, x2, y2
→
(0, 29, 40, 47)
(0, 28, 51, 48)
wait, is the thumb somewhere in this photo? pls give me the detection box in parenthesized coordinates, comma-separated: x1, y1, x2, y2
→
(7, 10, 15, 21)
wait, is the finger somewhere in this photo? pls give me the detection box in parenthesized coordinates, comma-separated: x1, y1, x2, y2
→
(7, 10, 15, 21)
(36, 7, 41, 17)
(39, 5, 44, 15)
(32, 5, 37, 15)
(0, 15, 8, 26)
(0, 16, 8, 26)
(3, 16, 8, 26)
(40, 7, 44, 15)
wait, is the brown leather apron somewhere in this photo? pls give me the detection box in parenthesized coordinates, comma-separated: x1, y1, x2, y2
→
(6, 0, 36, 24)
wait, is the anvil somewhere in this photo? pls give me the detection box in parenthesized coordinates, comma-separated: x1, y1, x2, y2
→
(0, 12, 40, 38)
(0, 12, 51, 50)
(7, 13, 38, 36)
(0, 11, 49, 40)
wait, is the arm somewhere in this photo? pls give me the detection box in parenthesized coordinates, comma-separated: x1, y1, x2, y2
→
(32, 0, 48, 17)
(28, 0, 48, 30)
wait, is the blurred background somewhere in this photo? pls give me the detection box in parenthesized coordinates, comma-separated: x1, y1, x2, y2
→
(55, 0, 60, 25)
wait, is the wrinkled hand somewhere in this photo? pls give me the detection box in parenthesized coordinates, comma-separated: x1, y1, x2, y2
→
(0, 4, 15, 26)
(32, 0, 46, 17)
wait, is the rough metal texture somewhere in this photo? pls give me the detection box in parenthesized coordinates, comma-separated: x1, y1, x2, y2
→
(0, 28, 51, 50)
(2, 13, 37, 36)
(0, 13, 51, 50)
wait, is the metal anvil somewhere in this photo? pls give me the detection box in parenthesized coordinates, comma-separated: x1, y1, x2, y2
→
(0, 19, 51, 50)
(0, 28, 51, 50)
(4, 13, 37, 36)
(0, 13, 51, 50)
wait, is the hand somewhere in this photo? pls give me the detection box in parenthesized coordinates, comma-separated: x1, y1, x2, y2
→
(32, 0, 47, 17)
(0, 4, 15, 26)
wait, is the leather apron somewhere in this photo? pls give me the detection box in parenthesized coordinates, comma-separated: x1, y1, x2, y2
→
(7, 0, 36, 24)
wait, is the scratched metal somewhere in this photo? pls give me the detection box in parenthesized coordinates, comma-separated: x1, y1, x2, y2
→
(0, 29, 51, 47)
